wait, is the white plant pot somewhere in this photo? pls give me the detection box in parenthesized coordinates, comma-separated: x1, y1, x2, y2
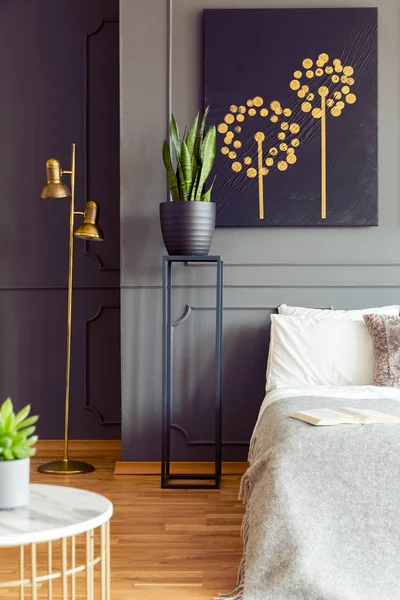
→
(0, 457, 30, 509)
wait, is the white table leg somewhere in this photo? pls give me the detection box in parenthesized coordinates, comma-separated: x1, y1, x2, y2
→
(106, 520, 111, 600)
(71, 535, 76, 600)
(19, 545, 24, 600)
(91, 529, 95, 599)
(86, 529, 94, 600)
(62, 537, 68, 599)
(101, 524, 106, 600)
(48, 541, 53, 600)
(31, 543, 37, 600)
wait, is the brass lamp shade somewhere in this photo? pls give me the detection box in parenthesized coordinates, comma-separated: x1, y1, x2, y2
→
(40, 182, 71, 199)
(74, 200, 104, 241)
(40, 158, 70, 198)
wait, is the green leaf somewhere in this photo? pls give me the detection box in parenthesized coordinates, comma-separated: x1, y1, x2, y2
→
(0, 436, 12, 449)
(196, 125, 216, 200)
(185, 131, 192, 156)
(191, 154, 198, 180)
(3, 449, 13, 460)
(12, 445, 35, 459)
(190, 170, 200, 201)
(162, 140, 180, 201)
(26, 435, 38, 447)
(200, 124, 216, 164)
(180, 141, 193, 198)
(15, 404, 31, 426)
(170, 114, 181, 163)
(13, 447, 30, 460)
(177, 161, 187, 200)
(3, 412, 15, 435)
(13, 431, 31, 444)
(14, 425, 36, 439)
(201, 189, 211, 202)
(186, 112, 199, 155)
(16, 415, 38, 430)
(194, 106, 210, 162)
(1, 398, 13, 420)
(200, 106, 210, 132)
(201, 176, 216, 202)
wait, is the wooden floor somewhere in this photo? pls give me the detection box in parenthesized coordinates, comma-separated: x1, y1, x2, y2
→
(2, 448, 244, 600)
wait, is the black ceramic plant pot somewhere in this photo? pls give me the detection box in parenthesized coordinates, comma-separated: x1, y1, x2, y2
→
(159, 201, 216, 256)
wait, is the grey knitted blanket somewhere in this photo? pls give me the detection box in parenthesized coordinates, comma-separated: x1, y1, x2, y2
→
(220, 396, 400, 600)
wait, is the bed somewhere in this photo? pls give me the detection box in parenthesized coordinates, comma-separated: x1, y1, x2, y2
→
(220, 305, 400, 600)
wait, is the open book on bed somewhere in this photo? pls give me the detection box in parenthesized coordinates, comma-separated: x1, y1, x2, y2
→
(290, 407, 400, 426)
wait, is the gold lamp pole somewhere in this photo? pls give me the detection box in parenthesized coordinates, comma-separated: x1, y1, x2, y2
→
(38, 143, 104, 475)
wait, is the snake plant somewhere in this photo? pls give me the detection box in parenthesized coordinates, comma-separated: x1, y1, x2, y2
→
(0, 398, 38, 460)
(163, 108, 217, 201)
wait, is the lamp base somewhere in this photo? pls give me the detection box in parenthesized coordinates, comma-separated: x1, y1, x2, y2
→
(37, 459, 95, 475)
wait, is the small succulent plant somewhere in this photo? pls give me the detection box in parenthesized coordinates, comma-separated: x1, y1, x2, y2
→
(0, 398, 38, 460)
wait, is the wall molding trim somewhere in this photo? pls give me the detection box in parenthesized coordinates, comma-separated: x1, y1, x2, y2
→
(85, 305, 121, 426)
(170, 422, 249, 447)
(114, 460, 247, 475)
(238, 284, 400, 288)
(0, 285, 119, 291)
(188, 262, 400, 268)
(84, 18, 120, 273)
(122, 262, 400, 290)
(122, 284, 400, 289)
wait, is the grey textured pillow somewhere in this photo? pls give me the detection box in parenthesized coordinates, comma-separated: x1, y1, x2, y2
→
(363, 314, 400, 387)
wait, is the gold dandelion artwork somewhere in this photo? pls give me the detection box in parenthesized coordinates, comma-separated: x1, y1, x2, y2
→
(216, 54, 357, 222)
(205, 8, 377, 227)
(294, 53, 357, 219)
(216, 96, 301, 219)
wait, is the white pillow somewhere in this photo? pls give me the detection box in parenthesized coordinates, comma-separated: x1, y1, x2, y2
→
(278, 304, 400, 320)
(266, 314, 374, 390)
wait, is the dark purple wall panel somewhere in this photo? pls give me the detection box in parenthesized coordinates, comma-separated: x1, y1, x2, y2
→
(0, 0, 120, 439)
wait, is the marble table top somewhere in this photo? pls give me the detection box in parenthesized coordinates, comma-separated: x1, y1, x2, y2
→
(0, 484, 113, 546)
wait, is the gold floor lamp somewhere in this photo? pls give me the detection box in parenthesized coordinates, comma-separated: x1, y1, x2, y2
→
(38, 143, 104, 474)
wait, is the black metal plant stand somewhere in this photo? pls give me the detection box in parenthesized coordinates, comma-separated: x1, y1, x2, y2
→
(161, 255, 223, 489)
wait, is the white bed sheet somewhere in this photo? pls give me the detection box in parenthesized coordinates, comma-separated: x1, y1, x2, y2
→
(255, 385, 400, 430)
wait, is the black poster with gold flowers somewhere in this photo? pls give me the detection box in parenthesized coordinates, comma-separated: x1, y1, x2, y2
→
(204, 8, 378, 227)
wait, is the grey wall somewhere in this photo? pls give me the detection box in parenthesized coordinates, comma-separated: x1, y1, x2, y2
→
(120, 0, 400, 461)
